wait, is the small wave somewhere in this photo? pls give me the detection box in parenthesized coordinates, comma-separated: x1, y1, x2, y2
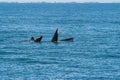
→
(94, 54, 120, 59)
(110, 21, 120, 25)
(0, 51, 24, 55)
(0, 57, 59, 64)
(26, 60, 59, 64)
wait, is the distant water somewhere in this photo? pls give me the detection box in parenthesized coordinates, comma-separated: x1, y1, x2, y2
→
(0, 3, 120, 80)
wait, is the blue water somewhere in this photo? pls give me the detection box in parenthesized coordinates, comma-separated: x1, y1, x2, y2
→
(0, 3, 120, 80)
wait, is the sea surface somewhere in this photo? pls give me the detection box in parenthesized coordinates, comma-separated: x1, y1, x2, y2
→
(0, 3, 120, 80)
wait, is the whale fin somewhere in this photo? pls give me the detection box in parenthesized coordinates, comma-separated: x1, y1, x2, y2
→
(51, 28, 58, 42)
(35, 36, 43, 42)
(60, 37, 73, 42)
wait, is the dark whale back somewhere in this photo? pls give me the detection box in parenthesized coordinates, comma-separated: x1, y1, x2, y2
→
(34, 36, 43, 42)
(60, 38, 73, 42)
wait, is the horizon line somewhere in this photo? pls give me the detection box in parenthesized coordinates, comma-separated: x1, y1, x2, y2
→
(0, 2, 120, 3)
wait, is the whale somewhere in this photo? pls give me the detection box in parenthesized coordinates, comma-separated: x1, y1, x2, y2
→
(51, 28, 73, 42)
(34, 36, 43, 42)
(30, 36, 43, 42)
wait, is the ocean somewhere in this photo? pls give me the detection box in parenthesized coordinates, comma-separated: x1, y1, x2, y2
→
(0, 3, 120, 80)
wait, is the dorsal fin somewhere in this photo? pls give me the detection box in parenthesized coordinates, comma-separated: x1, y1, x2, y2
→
(51, 28, 58, 42)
